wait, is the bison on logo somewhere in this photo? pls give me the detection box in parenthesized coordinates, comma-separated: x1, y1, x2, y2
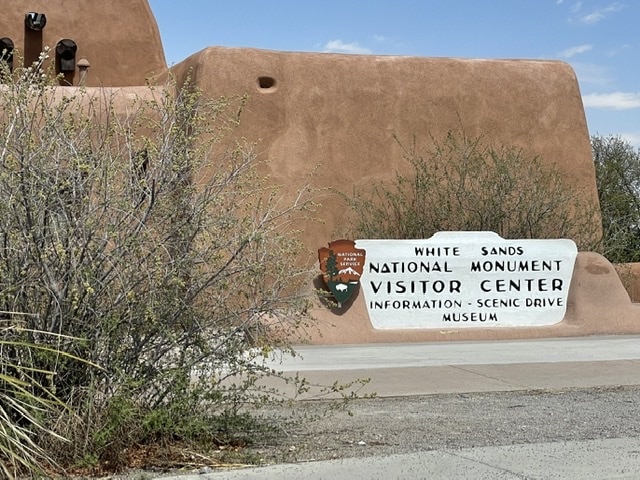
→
(318, 239, 366, 307)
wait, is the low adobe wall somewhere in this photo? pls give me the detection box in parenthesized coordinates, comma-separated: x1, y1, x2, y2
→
(305, 252, 640, 344)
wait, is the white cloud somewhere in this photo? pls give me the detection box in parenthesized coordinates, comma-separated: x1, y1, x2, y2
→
(583, 92, 640, 110)
(577, 2, 625, 24)
(559, 44, 592, 58)
(322, 40, 371, 55)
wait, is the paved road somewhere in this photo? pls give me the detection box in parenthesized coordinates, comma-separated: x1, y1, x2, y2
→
(160, 335, 640, 479)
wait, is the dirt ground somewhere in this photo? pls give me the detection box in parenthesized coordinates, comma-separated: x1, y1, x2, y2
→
(112, 384, 640, 479)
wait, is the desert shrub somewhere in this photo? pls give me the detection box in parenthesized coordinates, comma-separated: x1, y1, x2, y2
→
(592, 134, 640, 263)
(0, 51, 320, 474)
(346, 132, 600, 250)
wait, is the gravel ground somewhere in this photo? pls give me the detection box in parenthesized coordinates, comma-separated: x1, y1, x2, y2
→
(130, 384, 640, 478)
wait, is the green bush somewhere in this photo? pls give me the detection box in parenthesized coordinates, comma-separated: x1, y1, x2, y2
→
(346, 132, 601, 250)
(592, 134, 640, 263)
(0, 51, 318, 474)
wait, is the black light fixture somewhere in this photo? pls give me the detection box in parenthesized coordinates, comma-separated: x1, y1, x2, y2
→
(56, 39, 77, 72)
(25, 12, 47, 31)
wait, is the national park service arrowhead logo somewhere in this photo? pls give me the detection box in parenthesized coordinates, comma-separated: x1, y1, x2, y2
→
(318, 239, 366, 307)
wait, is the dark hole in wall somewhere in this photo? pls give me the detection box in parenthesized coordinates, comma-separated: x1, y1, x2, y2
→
(258, 76, 276, 90)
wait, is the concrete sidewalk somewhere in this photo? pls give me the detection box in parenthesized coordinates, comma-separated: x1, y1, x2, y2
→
(159, 335, 640, 479)
(263, 335, 640, 397)
(162, 437, 640, 479)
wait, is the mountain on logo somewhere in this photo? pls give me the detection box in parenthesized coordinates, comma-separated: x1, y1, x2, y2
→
(338, 267, 361, 276)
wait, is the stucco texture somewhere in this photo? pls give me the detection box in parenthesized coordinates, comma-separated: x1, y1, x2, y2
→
(170, 47, 600, 254)
(169, 47, 640, 343)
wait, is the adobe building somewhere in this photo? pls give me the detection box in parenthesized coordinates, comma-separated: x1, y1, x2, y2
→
(0, 0, 165, 86)
(1, 0, 638, 343)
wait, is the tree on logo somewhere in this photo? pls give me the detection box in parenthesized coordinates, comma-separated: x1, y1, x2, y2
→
(325, 250, 339, 281)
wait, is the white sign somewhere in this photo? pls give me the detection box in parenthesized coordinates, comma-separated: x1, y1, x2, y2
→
(357, 232, 577, 329)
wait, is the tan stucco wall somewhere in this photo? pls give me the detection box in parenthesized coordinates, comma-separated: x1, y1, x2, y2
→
(0, 0, 167, 86)
(170, 47, 601, 255)
(166, 48, 638, 344)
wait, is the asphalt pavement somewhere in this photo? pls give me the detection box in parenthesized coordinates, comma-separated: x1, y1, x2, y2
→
(159, 335, 640, 479)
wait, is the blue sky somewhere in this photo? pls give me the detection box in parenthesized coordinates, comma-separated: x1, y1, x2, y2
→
(148, 0, 640, 148)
